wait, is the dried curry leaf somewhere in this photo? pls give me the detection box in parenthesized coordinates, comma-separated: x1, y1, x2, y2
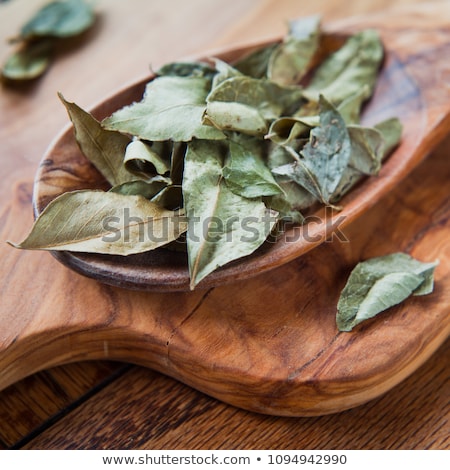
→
(110, 180, 167, 199)
(10, 190, 187, 255)
(59, 94, 135, 186)
(304, 29, 383, 105)
(1, 39, 53, 80)
(183, 140, 278, 289)
(266, 115, 319, 145)
(102, 76, 225, 142)
(123, 140, 171, 179)
(223, 137, 283, 198)
(272, 95, 351, 205)
(211, 58, 243, 89)
(20, 0, 95, 40)
(337, 253, 438, 332)
(268, 15, 320, 85)
(374, 117, 403, 158)
(336, 86, 370, 125)
(331, 118, 402, 201)
(233, 43, 278, 79)
(156, 61, 216, 80)
(204, 76, 304, 136)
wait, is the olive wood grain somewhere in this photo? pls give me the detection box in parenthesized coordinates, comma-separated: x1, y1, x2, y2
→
(22, 340, 449, 449)
(32, 4, 450, 291)
(1, 3, 449, 417)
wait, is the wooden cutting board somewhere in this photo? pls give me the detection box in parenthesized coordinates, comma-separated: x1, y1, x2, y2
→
(1, 2, 449, 417)
(2, 136, 449, 416)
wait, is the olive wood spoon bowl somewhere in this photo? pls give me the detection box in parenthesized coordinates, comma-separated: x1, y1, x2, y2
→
(33, 6, 450, 292)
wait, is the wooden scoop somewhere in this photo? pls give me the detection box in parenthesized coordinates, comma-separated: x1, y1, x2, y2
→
(1, 5, 449, 416)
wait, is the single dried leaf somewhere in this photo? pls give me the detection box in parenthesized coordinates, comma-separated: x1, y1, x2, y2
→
(183, 140, 278, 288)
(374, 117, 403, 158)
(233, 43, 278, 78)
(102, 76, 225, 142)
(211, 58, 243, 89)
(59, 94, 135, 186)
(1, 39, 53, 80)
(268, 15, 320, 85)
(267, 142, 317, 212)
(272, 96, 351, 205)
(266, 115, 319, 145)
(304, 29, 383, 104)
(203, 101, 268, 136)
(110, 180, 167, 199)
(336, 86, 370, 124)
(20, 0, 95, 40)
(223, 138, 283, 198)
(337, 253, 438, 331)
(347, 125, 385, 174)
(10, 190, 187, 255)
(329, 126, 384, 202)
(331, 119, 402, 202)
(204, 76, 303, 135)
(124, 140, 171, 179)
(156, 61, 216, 79)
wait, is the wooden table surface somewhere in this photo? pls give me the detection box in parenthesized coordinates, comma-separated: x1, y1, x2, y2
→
(0, 0, 449, 450)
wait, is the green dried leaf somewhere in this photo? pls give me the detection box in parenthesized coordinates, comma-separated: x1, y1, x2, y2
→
(102, 76, 225, 142)
(10, 190, 187, 255)
(204, 76, 304, 136)
(267, 141, 317, 211)
(272, 95, 351, 205)
(266, 115, 319, 145)
(374, 117, 403, 158)
(337, 253, 439, 331)
(347, 125, 385, 174)
(183, 140, 278, 288)
(1, 39, 53, 80)
(203, 101, 268, 136)
(233, 43, 278, 79)
(304, 29, 383, 104)
(263, 186, 305, 224)
(123, 140, 171, 179)
(336, 86, 370, 124)
(59, 94, 136, 186)
(331, 119, 402, 202)
(20, 0, 95, 40)
(156, 61, 216, 80)
(110, 180, 167, 199)
(211, 58, 243, 89)
(268, 15, 320, 85)
(329, 126, 384, 202)
(223, 137, 283, 198)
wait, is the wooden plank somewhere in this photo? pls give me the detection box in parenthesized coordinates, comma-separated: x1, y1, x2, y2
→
(21, 339, 449, 449)
(0, 361, 126, 448)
